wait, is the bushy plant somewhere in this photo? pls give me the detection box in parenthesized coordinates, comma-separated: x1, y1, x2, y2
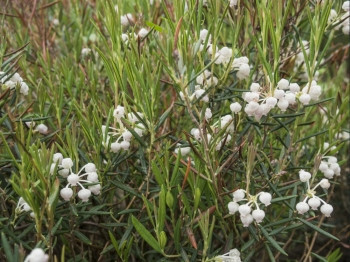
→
(0, 0, 349, 261)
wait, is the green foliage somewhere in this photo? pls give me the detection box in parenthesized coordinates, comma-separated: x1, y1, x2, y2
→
(0, 0, 349, 261)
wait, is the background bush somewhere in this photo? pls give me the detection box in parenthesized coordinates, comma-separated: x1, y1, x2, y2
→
(0, 0, 349, 261)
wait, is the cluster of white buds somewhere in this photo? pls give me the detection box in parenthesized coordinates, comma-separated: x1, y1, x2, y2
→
(179, 70, 218, 104)
(318, 156, 341, 179)
(102, 105, 145, 153)
(197, 29, 249, 80)
(243, 82, 271, 121)
(216, 248, 241, 262)
(51, 153, 101, 202)
(332, 2, 350, 35)
(214, 47, 233, 65)
(0, 71, 29, 95)
(24, 248, 49, 262)
(189, 113, 234, 151)
(242, 78, 322, 121)
(196, 69, 218, 88)
(16, 197, 35, 218)
(228, 189, 272, 227)
(296, 170, 333, 217)
(231, 56, 250, 80)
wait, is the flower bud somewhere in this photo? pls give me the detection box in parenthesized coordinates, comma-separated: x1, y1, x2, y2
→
(230, 102, 242, 113)
(61, 158, 73, 169)
(299, 93, 311, 105)
(89, 184, 101, 195)
(289, 83, 300, 93)
(274, 89, 285, 100)
(233, 189, 245, 202)
(174, 146, 191, 156)
(87, 172, 99, 182)
(238, 204, 251, 216)
(250, 83, 260, 92)
(320, 203, 333, 217)
(240, 213, 253, 227)
(111, 142, 121, 153)
(266, 97, 278, 108)
(120, 140, 130, 150)
(296, 202, 309, 214)
(67, 174, 80, 186)
(84, 163, 96, 173)
(277, 78, 289, 90)
(25, 248, 49, 262)
(308, 197, 321, 210)
(252, 209, 265, 223)
(138, 28, 149, 38)
(60, 188, 73, 201)
(299, 170, 311, 182)
(320, 178, 330, 189)
(205, 108, 212, 120)
(58, 168, 70, 178)
(78, 189, 91, 202)
(228, 201, 239, 214)
(35, 124, 48, 134)
(277, 98, 289, 112)
(259, 192, 272, 206)
(323, 168, 334, 179)
(318, 161, 328, 172)
(122, 131, 133, 142)
(53, 153, 63, 163)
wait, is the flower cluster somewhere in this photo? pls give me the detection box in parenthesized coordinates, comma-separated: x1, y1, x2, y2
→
(296, 169, 334, 217)
(50, 153, 101, 202)
(24, 248, 49, 262)
(216, 248, 241, 262)
(330, 1, 350, 35)
(198, 28, 250, 79)
(0, 71, 29, 95)
(319, 156, 341, 179)
(228, 189, 272, 227)
(116, 7, 150, 43)
(102, 105, 145, 153)
(241, 79, 322, 121)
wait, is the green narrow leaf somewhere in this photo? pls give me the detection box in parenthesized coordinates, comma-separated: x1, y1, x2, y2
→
(241, 238, 255, 252)
(110, 180, 141, 198)
(259, 226, 288, 256)
(146, 21, 164, 33)
(155, 105, 173, 131)
(265, 243, 276, 262)
(1, 233, 14, 262)
(295, 130, 328, 143)
(131, 215, 163, 254)
(108, 231, 121, 257)
(311, 252, 327, 262)
(297, 218, 339, 241)
(51, 217, 63, 236)
(73, 231, 92, 245)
